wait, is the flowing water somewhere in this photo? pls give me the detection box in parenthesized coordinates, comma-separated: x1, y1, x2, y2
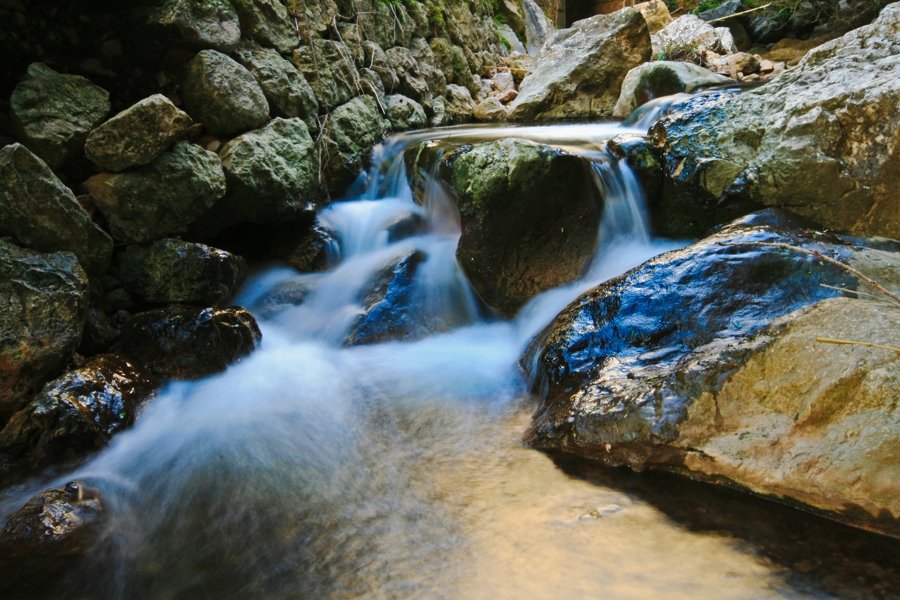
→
(3, 121, 900, 599)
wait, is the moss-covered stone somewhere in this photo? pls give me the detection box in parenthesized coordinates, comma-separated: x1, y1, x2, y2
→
(292, 40, 360, 112)
(384, 94, 427, 131)
(232, 0, 298, 54)
(323, 96, 390, 194)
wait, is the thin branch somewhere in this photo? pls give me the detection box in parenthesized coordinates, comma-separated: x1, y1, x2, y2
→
(819, 284, 900, 306)
(720, 241, 900, 306)
(707, 3, 772, 23)
(816, 337, 900, 355)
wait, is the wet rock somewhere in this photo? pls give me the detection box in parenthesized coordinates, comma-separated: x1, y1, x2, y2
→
(608, 133, 664, 200)
(84, 95, 193, 172)
(524, 209, 900, 536)
(613, 61, 732, 118)
(293, 40, 360, 112)
(250, 278, 318, 319)
(444, 84, 475, 124)
(0, 241, 89, 424)
(195, 118, 319, 236)
(182, 50, 270, 138)
(322, 96, 390, 194)
(345, 250, 428, 346)
(654, 5, 900, 239)
(271, 221, 333, 272)
(0, 355, 159, 468)
(508, 8, 651, 121)
(232, 42, 320, 135)
(384, 94, 427, 131)
(473, 97, 508, 122)
(0, 482, 103, 558)
(79, 308, 119, 356)
(118, 238, 246, 305)
(85, 143, 226, 243)
(453, 139, 602, 315)
(651, 14, 738, 58)
(385, 46, 432, 111)
(9, 63, 110, 170)
(635, 0, 673, 34)
(116, 305, 261, 380)
(522, 0, 554, 54)
(232, 0, 297, 54)
(140, 0, 241, 54)
(0, 144, 112, 277)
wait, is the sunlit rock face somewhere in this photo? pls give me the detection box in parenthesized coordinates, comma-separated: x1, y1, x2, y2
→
(654, 3, 900, 240)
(524, 209, 900, 536)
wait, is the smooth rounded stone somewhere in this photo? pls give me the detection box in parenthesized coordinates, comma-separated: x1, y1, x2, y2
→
(651, 14, 738, 57)
(653, 4, 900, 239)
(345, 249, 429, 346)
(444, 84, 475, 124)
(473, 97, 509, 122)
(409, 37, 447, 98)
(141, 0, 242, 54)
(290, 0, 339, 38)
(115, 305, 261, 380)
(232, 0, 297, 54)
(84, 95, 193, 172)
(249, 278, 318, 319)
(293, 40, 361, 112)
(363, 41, 400, 93)
(635, 0, 673, 34)
(182, 50, 270, 138)
(233, 41, 319, 134)
(195, 118, 319, 237)
(384, 94, 427, 131)
(9, 63, 110, 170)
(0, 241, 89, 425)
(452, 139, 602, 315)
(508, 8, 651, 121)
(612, 61, 732, 118)
(0, 482, 103, 558)
(522, 0, 554, 54)
(118, 238, 246, 305)
(84, 143, 226, 243)
(322, 96, 390, 194)
(523, 208, 900, 535)
(0, 144, 113, 277)
(384, 46, 432, 111)
(0, 355, 159, 469)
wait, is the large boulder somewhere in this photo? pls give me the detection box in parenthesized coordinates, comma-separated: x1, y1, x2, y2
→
(0, 144, 113, 277)
(384, 94, 427, 131)
(9, 63, 110, 170)
(322, 96, 390, 193)
(195, 118, 319, 236)
(651, 14, 738, 58)
(522, 0, 554, 54)
(292, 40, 360, 112)
(115, 306, 261, 380)
(497, 0, 525, 34)
(507, 8, 651, 121)
(0, 241, 89, 425)
(182, 50, 270, 138)
(118, 239, 246, 305)
(524, 209, 900, 537)
(232, 0, 297, 54)
(444, 84, 475, 124)
(452, 139, 602, 315)
(0, 355, 159, 471)
(84, 95, 193, 172)
(613, 61, 732, 118)
(233, 42, 319, 134)
(139, 0, 242, 55)
(84, 143, 226, 243)
(654, 4, 900, 240)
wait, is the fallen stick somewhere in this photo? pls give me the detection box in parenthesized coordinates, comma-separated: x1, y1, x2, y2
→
(816, 337, 900, 355)
(707, 3, 772, 23)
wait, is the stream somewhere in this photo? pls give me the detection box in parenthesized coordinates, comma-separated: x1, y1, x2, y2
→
(3, 119, 900, 599)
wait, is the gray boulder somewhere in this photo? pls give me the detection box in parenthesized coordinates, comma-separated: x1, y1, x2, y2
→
(292, 40, 360, 112)
(384, 94, 427, 131)
(84, 95, 193, 172)
(85, 143, 226, 243)
(409, 38, 447, 98)
(613, 61, 732, 118)
(0, 144, 113, 277)
(362, 41, 399, 93)
(508, 8, 651, 121)
(522, 0, 554, 54)
(654, 3, 900, 239)
(232, 0, 298, 54)
(444, 84, 475, 124)
(323, 96, 390, 193)
(651, 14, 738, 57)
(118, 239, 246, 305)
(0, 241, 89, 425)
(234, 42, 320, 134)
(9, 63, 110, 170)
(182, 50, 270, 138)
(452, 139, 602, 315)
(385, 47, 432, 111)
(473, 97, 509, 122)
(142, 0, 242, 54)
